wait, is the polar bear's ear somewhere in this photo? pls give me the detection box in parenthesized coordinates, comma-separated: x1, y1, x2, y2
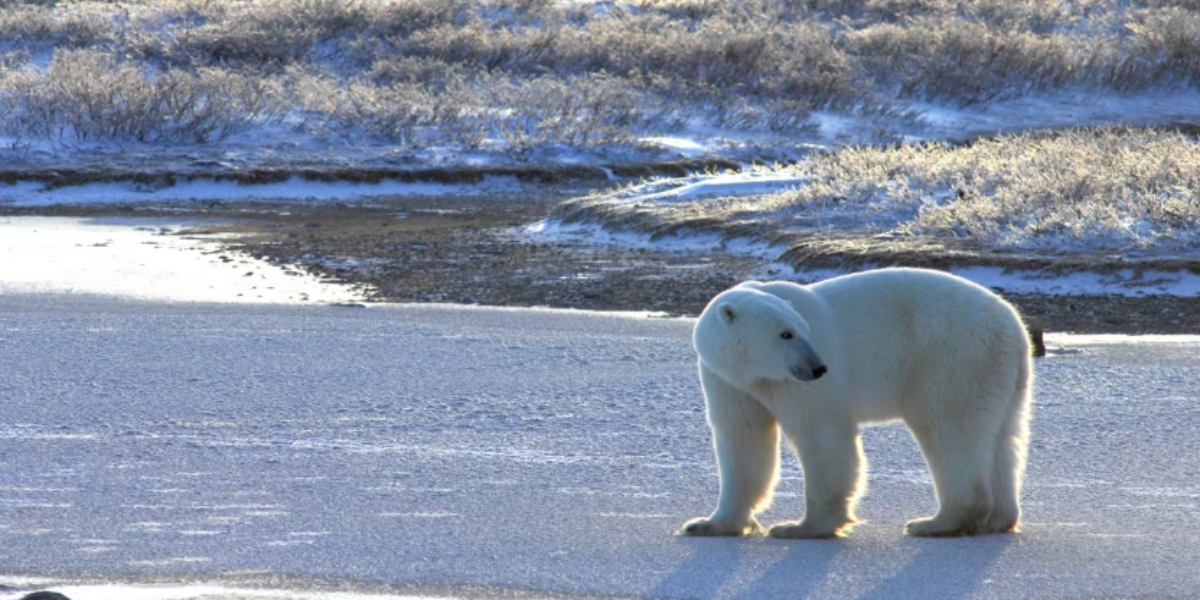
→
(719, 303, 736, 323)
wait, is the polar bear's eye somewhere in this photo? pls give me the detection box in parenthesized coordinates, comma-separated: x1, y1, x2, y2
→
(781, 331, 794, 340)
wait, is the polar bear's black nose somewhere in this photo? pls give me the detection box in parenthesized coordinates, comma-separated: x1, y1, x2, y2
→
(812, 365, 828, 379)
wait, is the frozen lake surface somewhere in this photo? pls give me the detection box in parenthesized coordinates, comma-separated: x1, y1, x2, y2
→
(1, 295, 1198, 599)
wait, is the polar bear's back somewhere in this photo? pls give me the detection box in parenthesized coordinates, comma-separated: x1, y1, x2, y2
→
(755, 268, 1030, 422)
(813, 268, 1026, 349)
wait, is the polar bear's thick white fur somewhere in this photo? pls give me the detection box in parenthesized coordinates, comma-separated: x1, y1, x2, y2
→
(681, 268, 1032, 538)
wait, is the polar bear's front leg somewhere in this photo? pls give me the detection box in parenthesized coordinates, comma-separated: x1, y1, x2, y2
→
(768, 421, 865, 539)
(680, 368, 781, 537)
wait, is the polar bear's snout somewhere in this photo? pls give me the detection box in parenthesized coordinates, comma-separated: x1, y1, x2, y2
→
(789, 359, 827, 382)
(788, 341, 827, 382)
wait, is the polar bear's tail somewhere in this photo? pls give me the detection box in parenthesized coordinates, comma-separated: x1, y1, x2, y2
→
(988, 351, 1033, 533)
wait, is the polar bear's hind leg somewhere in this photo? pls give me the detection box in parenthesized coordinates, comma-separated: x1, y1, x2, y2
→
(905, 412, 1000, 537)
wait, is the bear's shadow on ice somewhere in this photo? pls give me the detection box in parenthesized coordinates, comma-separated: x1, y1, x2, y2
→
(649, 535, 1009, 599)
(649, 538, 842, 599)
(728, 540, 843, 600)
(856, 536, 1011, 600)
(647, 538, 748, 599)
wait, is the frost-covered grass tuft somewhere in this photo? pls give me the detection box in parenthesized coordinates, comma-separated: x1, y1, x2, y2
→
(895, 130, 1200, 251)
(551, 128, 1200, 255)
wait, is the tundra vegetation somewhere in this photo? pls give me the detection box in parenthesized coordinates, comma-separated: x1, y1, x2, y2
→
(553, 128, 1200, 256)
(0, 0, 1198, 254)
(1, 0, 1198, 147)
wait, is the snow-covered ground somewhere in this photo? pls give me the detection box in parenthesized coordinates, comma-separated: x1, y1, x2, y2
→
(1, 295, 1198, 600)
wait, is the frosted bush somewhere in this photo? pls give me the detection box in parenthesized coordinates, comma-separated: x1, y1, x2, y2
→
(0, 48, 283, 143)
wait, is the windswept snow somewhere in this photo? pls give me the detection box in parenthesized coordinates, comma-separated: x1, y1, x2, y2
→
(639, 137, 709, 158)
(525, 218, 784, 260)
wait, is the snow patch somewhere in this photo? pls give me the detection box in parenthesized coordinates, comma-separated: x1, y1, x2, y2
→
(913, 90, 1200, 140)
(599, 171, 805, 205)
(1047, 333, 1200, 345)
(0, 216, 368, 304)
(638, 136, 708, 158)
(525, 217, 781, 259)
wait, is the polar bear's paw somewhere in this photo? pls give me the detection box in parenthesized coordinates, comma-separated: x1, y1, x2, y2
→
(678, 516, 760, 536)
(766, 519, 850, 539)
(904, 513, 998, 537)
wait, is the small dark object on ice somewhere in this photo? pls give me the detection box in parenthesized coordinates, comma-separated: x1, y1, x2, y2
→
(22, 592, 72, 600)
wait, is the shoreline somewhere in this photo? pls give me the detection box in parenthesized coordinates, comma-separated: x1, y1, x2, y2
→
(3, 207, 1199, 336)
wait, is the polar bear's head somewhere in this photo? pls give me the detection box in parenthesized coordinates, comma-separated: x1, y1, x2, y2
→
(693, 286, 827, 386)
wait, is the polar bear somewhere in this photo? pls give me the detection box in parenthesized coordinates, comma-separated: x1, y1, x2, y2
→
(681, 268, 1032, 538)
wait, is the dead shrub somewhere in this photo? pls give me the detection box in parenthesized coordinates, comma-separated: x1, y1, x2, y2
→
(368, 0, 475, 37)
(0, 3, 115, 48)
(290, 69, 485, 148)
(4, 0, 1200, 146)
(848, 16, 1082, 103)
(1103, 7, 1200, 88)
(0, 48, 282, 142)
(487, 73, 666, 150)
(171, 0, 368, 66)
